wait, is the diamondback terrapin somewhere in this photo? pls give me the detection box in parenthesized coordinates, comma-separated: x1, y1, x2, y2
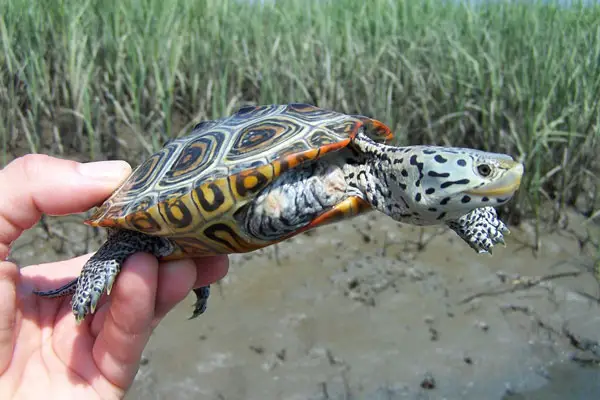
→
(35, 104, 524, 322)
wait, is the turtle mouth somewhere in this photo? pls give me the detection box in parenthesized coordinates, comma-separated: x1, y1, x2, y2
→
(466, 162, 524, 197)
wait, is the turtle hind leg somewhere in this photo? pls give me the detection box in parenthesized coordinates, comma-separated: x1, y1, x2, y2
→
(35, 229, 176, 323)
(189, 286, 211, 320)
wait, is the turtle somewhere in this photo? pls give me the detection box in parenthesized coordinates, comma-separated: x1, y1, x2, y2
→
(34, 103, 524, 323)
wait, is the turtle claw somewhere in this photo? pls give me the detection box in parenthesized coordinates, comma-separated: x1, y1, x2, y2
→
(106, 273, 117, 296)
(70, 258, 121, 322)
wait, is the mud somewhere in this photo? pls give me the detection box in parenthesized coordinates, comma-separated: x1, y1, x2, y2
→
(10, 210, 600, 400)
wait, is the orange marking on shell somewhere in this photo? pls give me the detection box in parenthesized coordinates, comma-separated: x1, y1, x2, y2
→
(228, 163, 274, 199)
(284, 148, 320, 170)
(315, 137, 352, 157)
(85, 202, 111, 225)
(124, 209, 164, 233)
(306, 197, 371, 229)
(86, 217, 121, 228)
(164, 236, 220, 259)
(367, 119, 394, 142)
(278, 136, 353, 172)
(352, 116, 394, 143)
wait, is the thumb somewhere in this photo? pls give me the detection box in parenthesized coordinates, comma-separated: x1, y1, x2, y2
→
(0, 155, 131, 259)
(0, 261, 19, 374)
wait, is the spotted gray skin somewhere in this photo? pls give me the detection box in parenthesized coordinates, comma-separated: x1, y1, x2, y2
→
(447, 207, 509, 254)
(240, 131, 523, 246)
(36, 229, 212, 322)
(35, 131, 523, 323)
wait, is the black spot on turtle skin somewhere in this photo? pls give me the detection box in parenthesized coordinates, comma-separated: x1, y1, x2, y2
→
(398, 182, 407, 190)
(425, 188, 435, 195)
(393, 158, 404, 165)
(440, 179, 470, 189)
(348, 172, 355, 179)
(428, 171, 450, 178)
(457, 159, 467, 167)
(428, 207, 437, 212)
(461, 195, 471, 203)
(415, 193, 422, 202)
(434, 155, 447, 163)
(423, 149, 437, 155)
(436, 211, 447, 220)
(497, 197, 508, 203)
(482, 196, 489, 202)
(401, 169, 408, 177)
(440, 197, 451, 205)
(410, 155, 425, 186)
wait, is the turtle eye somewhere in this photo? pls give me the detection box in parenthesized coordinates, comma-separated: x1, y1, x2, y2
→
(477, 164, 492, 177)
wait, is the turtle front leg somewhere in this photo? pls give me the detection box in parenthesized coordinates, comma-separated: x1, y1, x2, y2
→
(34, 229, 210, 323)
(446, 206, 509, 254)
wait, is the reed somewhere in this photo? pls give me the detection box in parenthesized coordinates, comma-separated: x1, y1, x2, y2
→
(1, 0, 598, 223)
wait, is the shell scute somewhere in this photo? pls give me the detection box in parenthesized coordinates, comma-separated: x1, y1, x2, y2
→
(86, 104, 393, 251)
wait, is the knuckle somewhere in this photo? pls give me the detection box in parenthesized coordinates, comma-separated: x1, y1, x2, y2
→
(9, 154, 52, 182)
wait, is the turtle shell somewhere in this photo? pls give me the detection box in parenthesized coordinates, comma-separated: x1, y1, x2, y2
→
(86, 104, 393, 257)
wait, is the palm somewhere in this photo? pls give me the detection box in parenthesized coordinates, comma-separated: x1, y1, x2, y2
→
(1, 253, 227, 399)
(6, 293, 119, 399)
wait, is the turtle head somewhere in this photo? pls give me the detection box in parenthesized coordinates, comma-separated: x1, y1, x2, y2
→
(383, 146, 524, 225)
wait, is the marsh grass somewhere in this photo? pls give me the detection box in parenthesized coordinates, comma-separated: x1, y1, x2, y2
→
(1, 0, 599, 226)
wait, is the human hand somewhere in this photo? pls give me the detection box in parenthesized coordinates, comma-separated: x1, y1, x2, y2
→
(0, 155, 229, 399)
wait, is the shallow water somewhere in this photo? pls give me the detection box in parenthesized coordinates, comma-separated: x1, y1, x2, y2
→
(11, 210, 600, 399)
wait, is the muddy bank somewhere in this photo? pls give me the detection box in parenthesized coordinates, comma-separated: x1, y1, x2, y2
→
(10, 211, 600, 399)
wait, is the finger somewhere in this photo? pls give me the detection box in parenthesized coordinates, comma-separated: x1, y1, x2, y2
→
(191, 255, 230, 288)
(92, 252, 158, 390)
(153, 255, 229, 322)
(0, 261, 19, 373)
(21, 253, 92, 287)
(0, 154, 131, 258)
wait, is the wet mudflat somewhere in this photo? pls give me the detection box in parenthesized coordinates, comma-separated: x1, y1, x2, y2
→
(10, 211, 600, 400)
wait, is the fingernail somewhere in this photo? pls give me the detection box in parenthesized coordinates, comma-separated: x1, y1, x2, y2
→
(77, 161, 132, 180)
